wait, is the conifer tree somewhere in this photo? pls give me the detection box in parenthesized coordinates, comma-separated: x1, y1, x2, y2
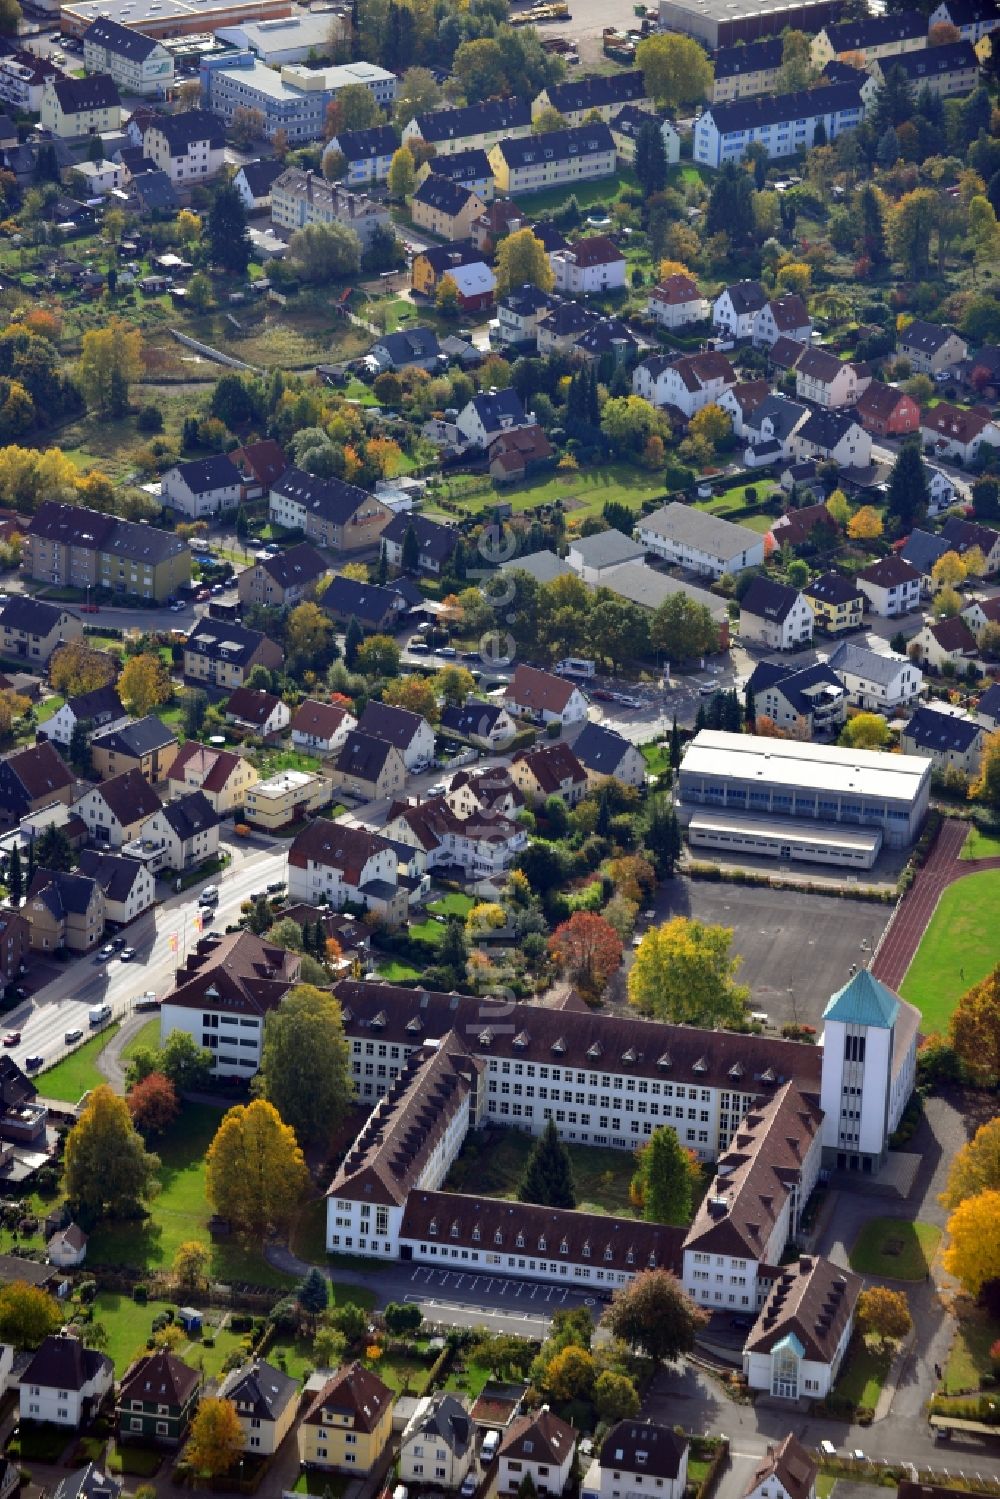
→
(518, 1119, 576, 1209)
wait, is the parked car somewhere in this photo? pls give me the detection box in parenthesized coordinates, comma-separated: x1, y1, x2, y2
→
(266, 880, 285, 893)
(2, 1031, 20, 1046)
(25, 1055, 43, 1071)
(111, 936, 127, 950)
(64, 1028, 83, 1044)
(120, 947, 137, 962)
(97, 943, 114, 961)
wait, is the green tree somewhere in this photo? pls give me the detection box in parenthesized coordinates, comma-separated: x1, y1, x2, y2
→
(593, 1370, 640, 1421)
(889, 188, 939, 278)
(778, 29, 815, 91)
(344, 614, 364, 668)
(35, 823, 73, 873)
(0, 1282, 62, 1348)
(387, 146, 416, 198)
(635, 32, 713, 109)
(206, 180, 251, 275)
(255, 984, 353, 1145)
(64, 1085, 160, 1222)
(839, 712, 890, 750)
(602, 1268, 708, 1362)
(77, 318, 143, 416)
(69, 719, 92, 776)
(632, 1126, 693, 1225)
(650, 593, 719, 663)
(628, 916, 749, 1027)
(296, 1266, 329, 1326)
(646, 798, 682, 877)
(289, 221, 362, 282)
(160, 1030, 215, 1092)
(181, 688, 209, 738)
(453, 37, 507, 100)
(494, 228, 555, 296)
(518, 1119, 576, 1209)
(885, 440, 929, 535)
(355, 634, 400, 677)
(205, 1099, 310, 1235)
(634, 119, 668, 197)
(706, 162, 755, 245)
(337, 81, 384, 130)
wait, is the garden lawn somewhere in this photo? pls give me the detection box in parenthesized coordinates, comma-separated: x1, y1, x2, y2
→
(37, 1025, 120, 1104)
(444, 1356, 492, 1400)
(511, 169, 637, 217)
(833, 1336, 891, 1413)
(899, 870, 1000, 1031)
(441, 464, 667, 522)
(376, 959, 422, 981)
(90, 1291, 246, 1377)
(250, 748, 322, 777)
(960, 826, 1000, 860)
(427, 892, 475, 919)
(687, 1460, 712, 1486)
(443, 1129, 640, 1218)
(35, 694, 65, 724)
(408, 916, 446, 948)
(294, 1473, 350, 1496)
(816, 1477, 837, 1499)
(942, 1302, 1000, 1395)
(641, 742, 670, 777)
(122, 1017, 161, 1060)
(363, 1352, 432, 1394)
(848, 1218, 941, 1280)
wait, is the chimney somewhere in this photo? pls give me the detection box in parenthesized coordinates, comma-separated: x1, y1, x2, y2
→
(799, 1254, 812, 1273)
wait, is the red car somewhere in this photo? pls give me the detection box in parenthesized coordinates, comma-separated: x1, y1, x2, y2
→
(196, 587, 211, 602)
(79, 603, 100, 614)
(2, 1031, 20, 1046)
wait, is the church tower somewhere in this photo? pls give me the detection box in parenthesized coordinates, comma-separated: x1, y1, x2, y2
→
(819, 968, 901, 1174)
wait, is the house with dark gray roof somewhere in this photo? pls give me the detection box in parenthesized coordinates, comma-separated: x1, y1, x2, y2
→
(400, 1392, 475, 1489)
(358, 701, 435, 772)
(900, 703, 983, 774)
(739, 578, 814, 652)
(566, 529, 645, 582)
(41, 73, 121, 137)
(218, 1359, 297, 1455)
(976, 680, 1000, 729)
(116, 1349, 199, 1447)
(183, 618, 283, 691)
(369, 326, 442, 373)
(792, 405, 872, 469)
(571, 722, 646, 789)
(412, 174, 485, 240)
(900, 528, 951, 590)
(403, 98, 532, 152)
(439, 698, 518, 752)
(456, 389, 528, 450)
(332, 730, 408, 803)
(320, 576, 408, 634)
(746, 661, 846, 738)
(52, 1464, 121, 1499)
(0, 596, 82, 668)
(77, 849, 155, 926)
(133, 790, 221, 875)
(536, 69, 650, 124)
(897, 319, 968, 376)
(871, 40, 980, 99)
(161, 454, 242, 520)
(325, 123, 398, 185)
(82, 17, 173, 98)
(381, 512, 459, 576)
(489, 124, 616, 197)
(24, 501, 190, 603)
(237, 542, 329, 610)
(91, 715, 178, 786)
(744, 1256, 861, 1401)
(232, 157, 286, 210)
(826, 640, 922, 711)
(269, 467, 392, 552)
(584, 1421, 689, 1499)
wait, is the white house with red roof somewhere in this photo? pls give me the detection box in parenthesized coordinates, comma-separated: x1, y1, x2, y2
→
(550, 235, 626, 297)
(647, 273, 710, 330)
(503, 664, 588, 725)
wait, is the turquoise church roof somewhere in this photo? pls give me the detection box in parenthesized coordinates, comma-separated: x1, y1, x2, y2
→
(822, 969, 900, 1029)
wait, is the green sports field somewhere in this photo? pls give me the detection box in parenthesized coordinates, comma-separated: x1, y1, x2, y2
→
(899, 869, 1000, 1032)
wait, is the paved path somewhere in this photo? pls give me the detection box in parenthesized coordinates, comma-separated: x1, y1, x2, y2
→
(871, 818, 1000, 991)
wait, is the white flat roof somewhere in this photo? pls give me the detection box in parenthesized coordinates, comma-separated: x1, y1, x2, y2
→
(681, 729, 929, 804)
(253, 769, 317, 797)
(689, 809, 881, 854)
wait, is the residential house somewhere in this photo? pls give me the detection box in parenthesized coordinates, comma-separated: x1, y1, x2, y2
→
(82, 17, 173, 97)
(183, 618, 283, 692)
(739, 578, 814, 651)
(237, 543, 329, 609)
(504, 664, 588, 725)
(245, 770, 331, 831)
(899, 529, 951, 594)
(742, 1438, 818, 1499)
(742, 393, 809, 466)
(922, 402, 1000, 464)
(269, 468, 392, 551)
(131, 792, 221, 875)
(551, 236, 626, 297)
(51, 1466, 119, 1499)
(290, 699, 356, 756)
(488, 124, 617, 197)
(928, 0, 1000, 43)
(40, 74, 121, 138)
(91, 716, 179, 787)
(116, 1350, 200, 1446)
(287, 819, 407, 925)
(534, 71, 652, 125)
(610, 105, 680, 165)
(571, 722, 646, 789)
(159, 930, 301, 1078)
(299, 1363, 393, 1472)
(72, 768, 162, 849)
(230, 439, 288, 500)
(439, 699, 517, 752)
(569, 315, 638, 366)
(647, 274, 710, 330)
(711, 38, 783, 101)
(0, 1056, 45, 1151)
(713, 281, 768, 342)
(20, 1331, 113, 1421)
(497, 1408, 575, 1497)
(141, 110, 225, 186)
(0, 51, 62, 115)
(224, 687, 291, 740)
(326, 123, 397, 185)
(583, 1422, 688, 1499)
(719, 380, 772, 439)
(633, 351, 737, 417)
(0, 908, 29, 1000)
(24, 869, 105, 953)
(399, 1394, 474, 1490)
(488, 425, 556, 483)
(752, 295, 811, 350)
(402, 99, 533, 158)
(0, 597, 82, 667)
(898, 320, 968, 375)
(232, 158, 285, 211)
(48, 1224, 88, 1269)
(791, 409, 872, 469)
(358, 701, 435, 772)
(332, 731, 408, 803)
(0, 742, 76, 832)
(454, 389, 528, 450)
(694, 82, 866, 167)
(870, 41, 980, 98)
(161, 454, 242, 520)
(746, 661, 847, 739)
(415, 149, 494, 202)
(411, 241, 484, 298)
(536, 301, 599, 358)
(638, 502, 765, 578)
(962, 593, 1000, 642)
(941, 515, 1000, 574)
(438, 260, 496, 315)
(40, 686, 124, 755)
(384, 794, 526, 878)
(925, 464, 959, 516)
(471, 198, 527, 255)
(975, 680, 1000, 729)
(794, 349, 871, 408)
(910, 615, 979, 671)
(968, 344, 1000, 397)
(411, 175, 485, 242)
(166, 742, 258, 817)
(76, 849, 156, 925)
(270, 170, 390, 249)
(854, 382, 921, 438)
(900, 703, 984, 774)
(803, 573, 865, 635)
(826, 641, 923, 711)
(567, 530, 647, 582)
(381, 513, 459, 577)
(320, 576, 408, 634)
(24, 501, 191, 603)
(768, 502, 837, 551)
(495, 284, 561, 350)
(446, 766, 525, 822)
(369, 327, 442, 373)
(856, 554, 921, 617)
(217, 1360, 297, 1456)
(510, 741, 588, 806)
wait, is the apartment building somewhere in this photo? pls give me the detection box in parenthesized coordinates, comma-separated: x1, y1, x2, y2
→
(269, 467, 392, 551)
(142, 109, 225, 185)
(871, 40, 980, 98)
(82, 17, 173, 96)
(40, 73, 121, 137)
(23, 502, 190, 603)
(182, 618, 284, 691)
(0, 597, 82, 666)
(826, 641, 922, 711)
(271, 169, 390, 249)
(489, 124, 616, 196)
(287, 818, 407, 926)
(203, 54, 396, 142)
(411, 175, 485, 242)
(637, 502, 764, 578)
(533, 70, 652, 126)
(810, 9, 925, 66)
(402, 98, 533, 157)
(711, 38, 783, 101)
(803, 572, 865, 635)
(694, 81, 865, 166)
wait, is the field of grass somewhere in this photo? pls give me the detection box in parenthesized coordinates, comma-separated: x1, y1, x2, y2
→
(961, 825, 1000, 860)
(434, 463, 667, 523)
(37, 1024, 120, 1104)
(641, 742, 670, 777)
(899, 870, 1000, 1031)
(833, 1336, 891, 1412)
(122, 1017, 162, 1060)
(427, 892, 475, 919)
(816, 1477, 837, 1499)
(443, 1129, 639, 1218)
(849, 1218, 941, 1280)
(376, 959, 422, 981)
(91, 1291, 247, 1377)
(942, 1302, 1000, 1395)
(408, 915, 446, 948)
(511, 169, 638, 217)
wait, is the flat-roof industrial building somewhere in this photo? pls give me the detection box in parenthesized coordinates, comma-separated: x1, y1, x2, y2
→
(677, 731, 930, 867)
(62, 0, 290, 36)
(658, 0, 842, 49)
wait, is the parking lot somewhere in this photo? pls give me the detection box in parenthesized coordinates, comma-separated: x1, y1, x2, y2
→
(404, 1265, 602, 1308)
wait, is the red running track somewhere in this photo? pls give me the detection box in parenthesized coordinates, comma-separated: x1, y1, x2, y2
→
(871, 817, 1000, 992)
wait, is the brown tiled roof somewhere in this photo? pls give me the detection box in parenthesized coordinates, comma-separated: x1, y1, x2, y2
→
(225, 687, 283, 727)
(854, 381, 917, 422)
(388, 794, 520, 851)
(767, 294, 809, 331)
(768, 336, 806, 370)
(671, 351, 736, 393)
(488, 425, 555, 467)
(400, 1188, 685, 1274)
(93, 768, 161, 826)
(168, 741, 247, 795)
(598, 1421, 687, 1480)
(447, 766, 524, 814)
(302, 1362, 391, 1432)
(684, 1082, 822, 1260)
(651, 273, 702, 305)
(746, 1254, 861, 1365)
(4, 741, 74, 801)
(747, 1435, 818, 1499)
(500, 1408, 574, 1464)
(231, 439, 287, 487)
(795, 347, 853, 383)
(771, 503, 837, 547)
(504, 664, 576, 715)
(290, 698, 355, 738)
(928, 616, 977, 653)
(564, 234, 623, 268)
(329, 1033, 483, 1206)
(119, 1349, 199, 1408)
(727, 380, 770, 419)
(288, 819, 393, 883)
(922, 402, 994, 443)
(942, 515, 1000, 556)
(858, 554, 920, 587)
(165, 929, 300, 1017)
(334, 981, 824, 1097)
(512, 741, 587, 794)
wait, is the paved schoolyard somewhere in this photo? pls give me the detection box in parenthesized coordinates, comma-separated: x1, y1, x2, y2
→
(656, 880, 892, 1029)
